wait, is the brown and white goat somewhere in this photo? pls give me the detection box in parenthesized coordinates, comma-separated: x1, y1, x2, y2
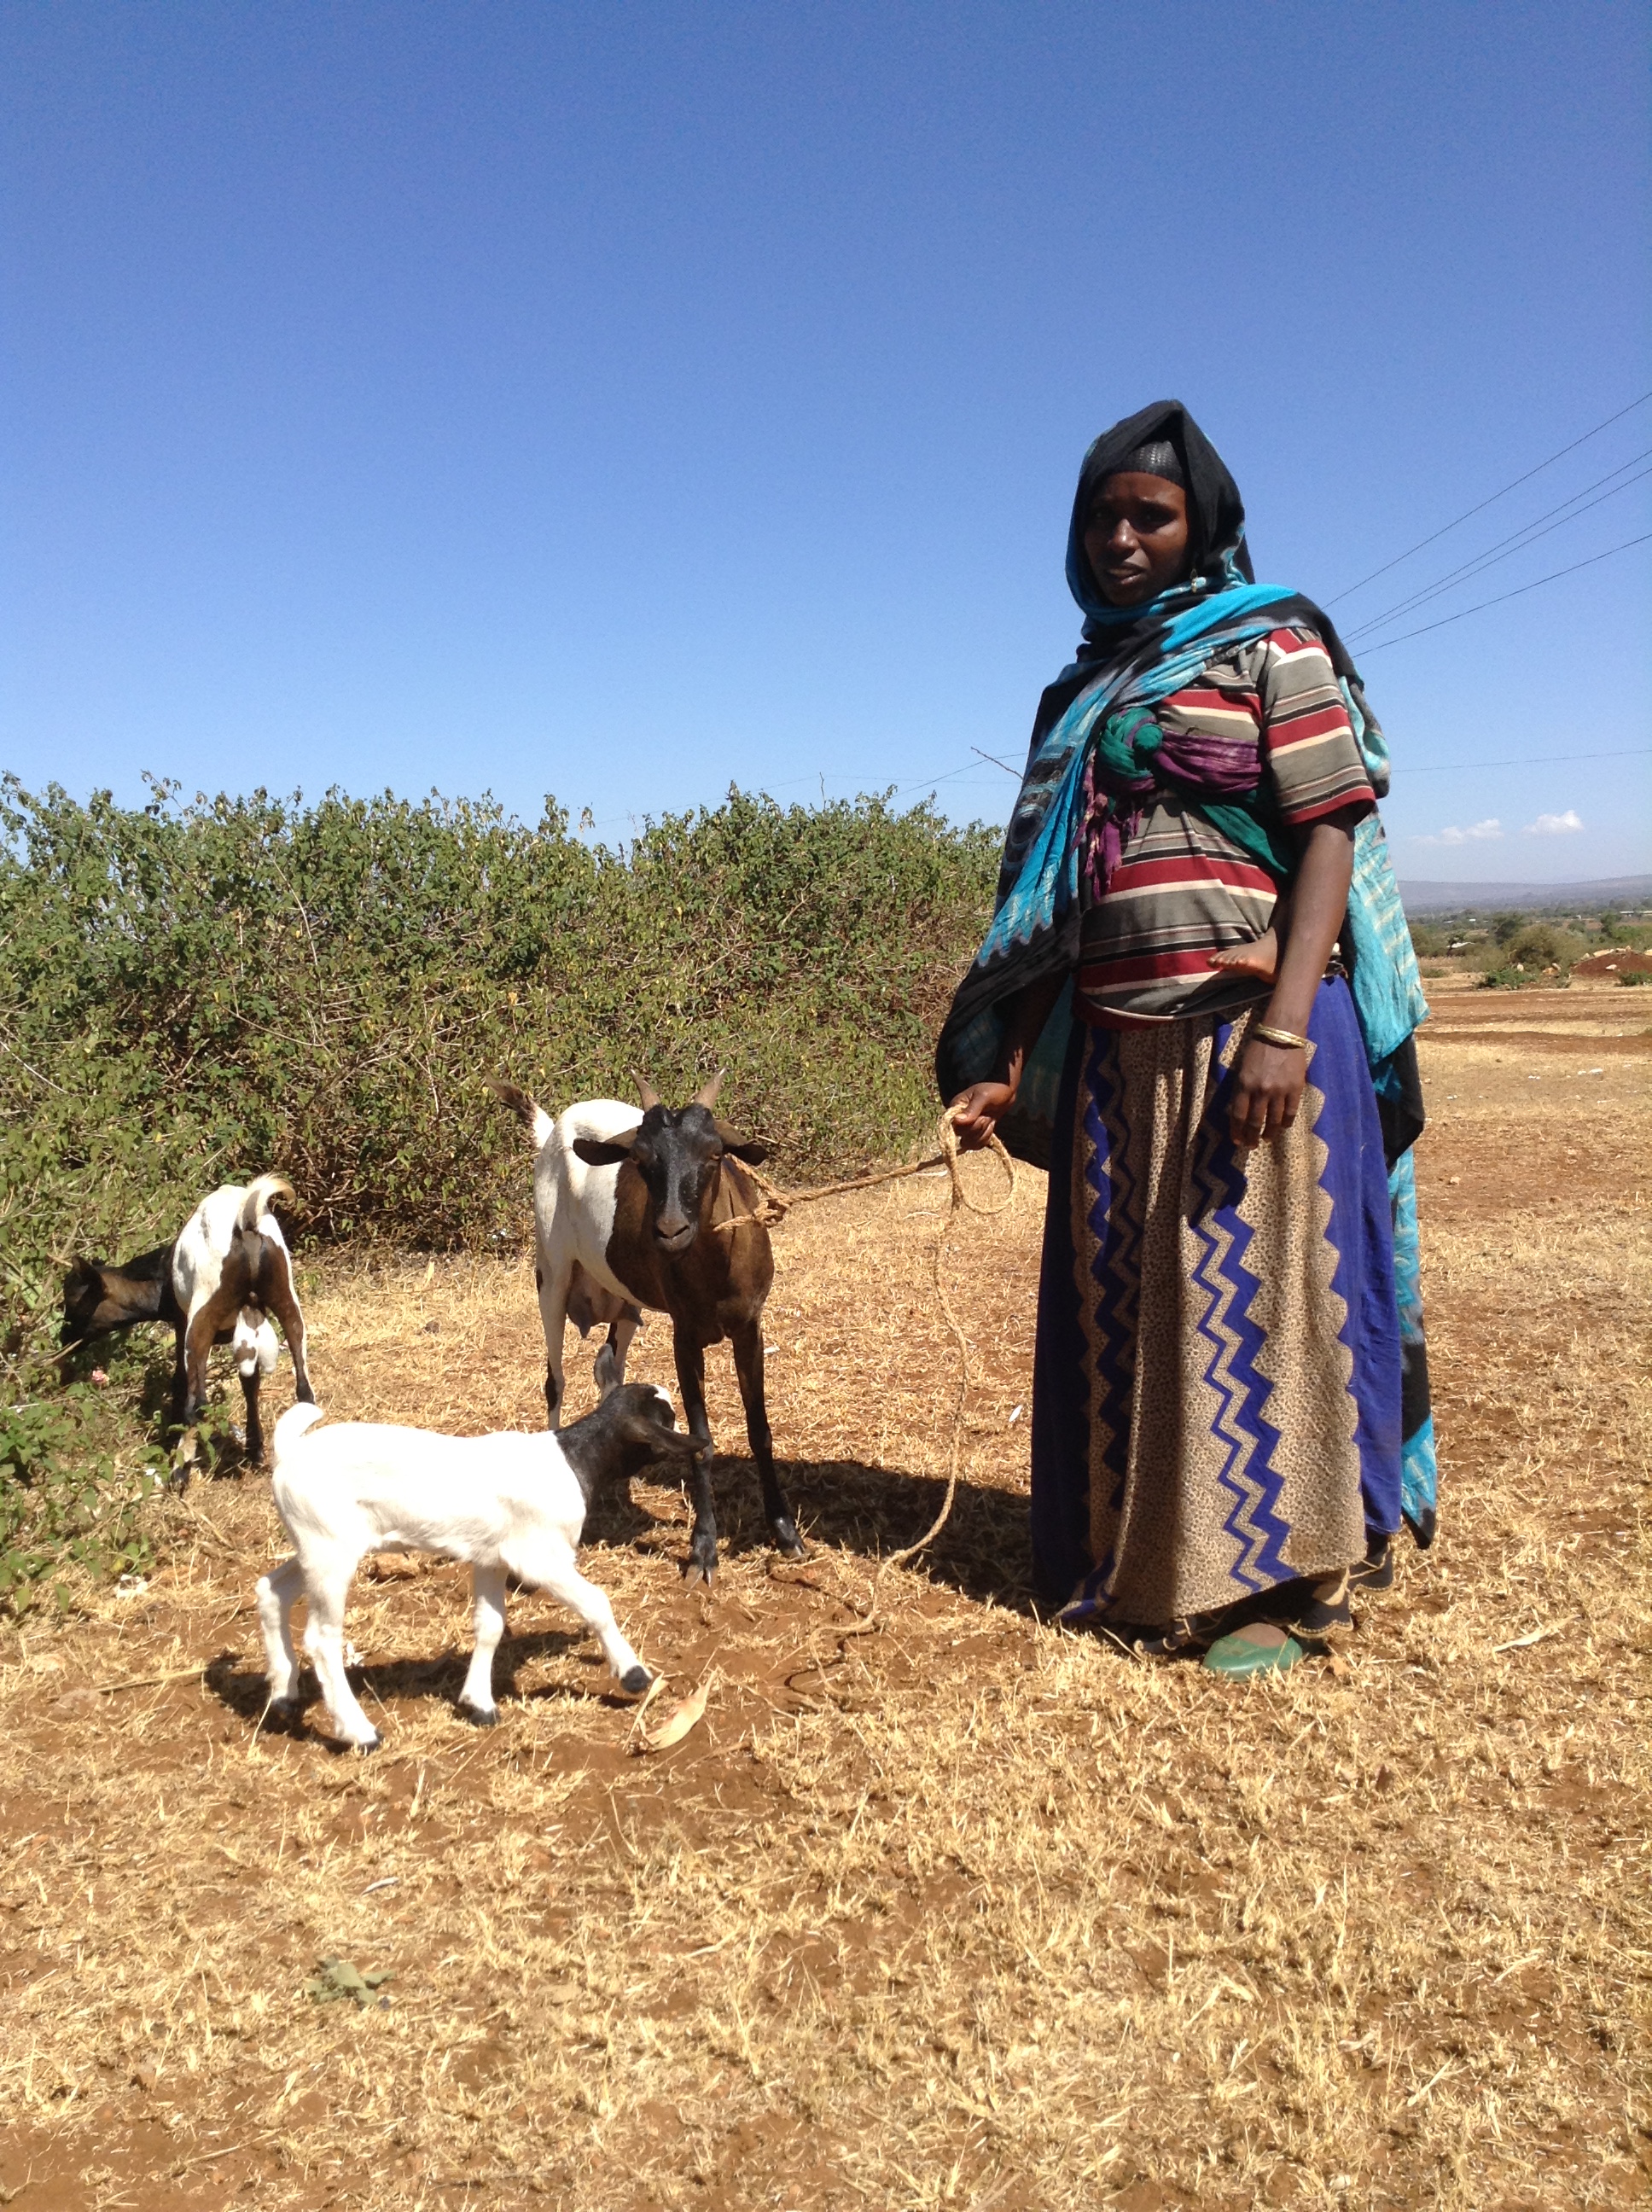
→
(492, 1075, 801, 1582)
(61, 1174, 316, 1465)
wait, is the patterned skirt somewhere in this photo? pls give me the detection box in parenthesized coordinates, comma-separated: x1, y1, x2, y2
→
(1032, 975, 1406, 1628)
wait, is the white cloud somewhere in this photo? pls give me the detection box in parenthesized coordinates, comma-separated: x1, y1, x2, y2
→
(1522, 808, 1584, 837)
(1415, 818, 1503, 847)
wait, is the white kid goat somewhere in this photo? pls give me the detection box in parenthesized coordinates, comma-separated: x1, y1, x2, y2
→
(257, 1382, 696, 1750)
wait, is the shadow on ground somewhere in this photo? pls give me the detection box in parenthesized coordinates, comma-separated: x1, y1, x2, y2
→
(205, 1625, 637, 1745)
(609, 1451, 1038, 1614)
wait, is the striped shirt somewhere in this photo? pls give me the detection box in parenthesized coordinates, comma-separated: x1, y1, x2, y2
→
(1075, 626, 1376, 1027)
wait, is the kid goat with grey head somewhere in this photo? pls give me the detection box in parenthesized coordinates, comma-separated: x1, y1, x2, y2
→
(491, 1071, 803, 1585)
(258, 1383, 696, 1750)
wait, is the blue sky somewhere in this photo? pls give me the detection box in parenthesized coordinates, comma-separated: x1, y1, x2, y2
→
(3, 1, 1648, 882)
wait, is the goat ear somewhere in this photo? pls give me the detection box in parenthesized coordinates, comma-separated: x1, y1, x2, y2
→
(620, 1412, 699, 1456)
(693, 1068, 725, 1112)
(636, 1076, 660, 1112)
(573, 1137, 636, 1168)
(714, 1122, 769, 1167)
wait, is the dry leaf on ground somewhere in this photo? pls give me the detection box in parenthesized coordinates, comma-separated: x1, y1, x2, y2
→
(638, 1677, 711, 1753)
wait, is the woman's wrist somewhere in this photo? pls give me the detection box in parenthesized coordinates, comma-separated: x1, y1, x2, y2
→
(1260, 984, 1318, 1036)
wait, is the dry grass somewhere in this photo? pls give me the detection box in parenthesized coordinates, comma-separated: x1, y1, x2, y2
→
(1, 992, 1648, 2212)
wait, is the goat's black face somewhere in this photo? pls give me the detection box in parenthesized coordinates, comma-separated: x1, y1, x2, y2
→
(630, 1104, 725, 1254)
(575, 1104, 768, 1257)
(61, 1260, 114, 1344)
(561, 1383, 700, 1503)
(61, 1243, 174, 1345)
(612, 1384, 701, 1478)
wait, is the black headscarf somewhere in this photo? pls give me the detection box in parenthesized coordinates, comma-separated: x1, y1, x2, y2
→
(1067, 399, 1258, 613)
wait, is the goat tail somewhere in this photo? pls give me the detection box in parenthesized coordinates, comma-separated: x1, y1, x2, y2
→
(487, 1079, 555, 1150)
(272, 1400, 327, 1463)
(238, 1173, 297, 1231)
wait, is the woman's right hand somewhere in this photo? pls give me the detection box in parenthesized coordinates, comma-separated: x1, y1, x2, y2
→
(948, 1082, 1015, 1151)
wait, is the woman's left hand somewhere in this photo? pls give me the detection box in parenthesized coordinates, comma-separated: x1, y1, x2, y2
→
(1228, 1039, 1306, 1150)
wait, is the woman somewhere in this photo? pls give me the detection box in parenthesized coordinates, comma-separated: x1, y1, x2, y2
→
(939, 401, 1434, 1675)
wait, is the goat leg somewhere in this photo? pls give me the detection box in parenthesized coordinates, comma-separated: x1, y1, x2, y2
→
(240, 1369, 265, 1468)
(672, 1334, 719, 1585)
(265, 1267, 317, 1406)
(457, 1563, 508, 1726)
(256, 1557, 308, 1731)
(168, 1304, 222, 1489)
(511, 1537, 652, 1694)
(592, 1303, 643, 1397)
(536, 1262, 571, 1429)
(300, 1565, 381, 1752)
(169, 1318, 189, 1432)
(731, 1318, 802, 1558)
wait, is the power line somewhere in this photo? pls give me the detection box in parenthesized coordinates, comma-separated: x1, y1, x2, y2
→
(1394, 746, 1652, 776)
(1326, 391, 1652, 604)
(1356, 532, 1652, 655)
(1343, 452, 1652, 641)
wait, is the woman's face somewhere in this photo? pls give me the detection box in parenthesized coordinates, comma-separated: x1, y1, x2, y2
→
(1083, 473, 1191, 607)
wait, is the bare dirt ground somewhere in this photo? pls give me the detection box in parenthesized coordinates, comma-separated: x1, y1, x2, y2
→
(3, 989, 1648, 2211)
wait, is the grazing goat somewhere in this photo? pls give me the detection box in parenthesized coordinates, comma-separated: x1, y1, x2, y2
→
(61, 1174, 315, 1465)
(492, 1074, 802, 1583)
(257, 1383, 695, 1749)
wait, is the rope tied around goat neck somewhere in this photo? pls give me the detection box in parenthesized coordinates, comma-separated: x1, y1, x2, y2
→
(742, 1110, 1017, 1659)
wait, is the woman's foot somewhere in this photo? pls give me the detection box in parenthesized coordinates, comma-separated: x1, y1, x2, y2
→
(1201, 1569, 1353, 1674)
(1348, 1534, 1394, 1592)
(1202, 1621, 1306, 1675)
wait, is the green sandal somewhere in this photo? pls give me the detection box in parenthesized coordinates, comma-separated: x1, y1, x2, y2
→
(1202, 1622, 1310, 1677)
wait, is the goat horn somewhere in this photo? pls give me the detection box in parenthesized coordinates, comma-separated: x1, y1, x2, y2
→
(693, 1068, 725, 1111)
(637, 1076, 661, 1111)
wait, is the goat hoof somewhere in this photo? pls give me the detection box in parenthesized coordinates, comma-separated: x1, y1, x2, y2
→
(773, 1522, 805, 1559)
(457, 1700, 498, 1729)
(683, 1561, 715, 1588)
(263, 1698, 305, 1737)
(352, 1734, 382, 1756)
(620, 1665, 653, 1697)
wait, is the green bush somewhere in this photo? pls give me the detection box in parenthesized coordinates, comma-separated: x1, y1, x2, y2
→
(0, 1357, 161, 1614)
(1597, 916, 1651, 950)
(0, 770, 997, 1289)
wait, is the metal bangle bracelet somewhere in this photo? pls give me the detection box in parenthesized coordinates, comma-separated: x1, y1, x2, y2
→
(1251, 1022, 1312, 1051)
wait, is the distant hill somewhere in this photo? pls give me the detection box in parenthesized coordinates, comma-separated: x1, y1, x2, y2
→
(1398, 873, 1652, 915)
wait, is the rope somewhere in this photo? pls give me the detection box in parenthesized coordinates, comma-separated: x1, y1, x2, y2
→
(712, 1143, 963, 1232)
(880, 1111, 1015, 1579)
(762, 1110, 1017, 1676)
